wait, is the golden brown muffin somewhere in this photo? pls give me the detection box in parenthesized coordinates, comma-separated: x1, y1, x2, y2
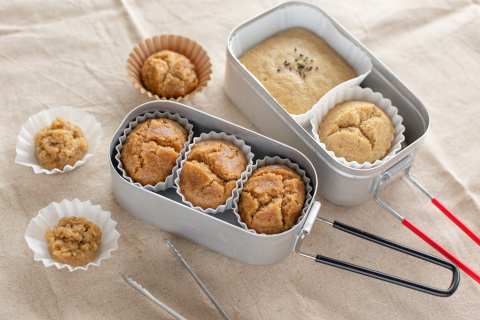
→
(121, 118, 188, 186)
(179, 139, 248, 210)
(238, 165, 306, 234)
(34, 117, 88, 171)
(141, 50, 198, 98)
(44, 216, 102, 267)
(318, 100, 394, 163)
(239, 28, 356, 115)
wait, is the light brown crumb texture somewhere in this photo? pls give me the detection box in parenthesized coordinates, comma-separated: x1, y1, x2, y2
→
(34, 117, 88, 171)
(239, 28, 356, 115)
(121, 118, 188, 186)
(179, 139, 247, 210)
(318, 100, 394, 163)
(44, 216, 102, 267)
(141, 50, 198, 98)
(238, 165, 306, 234)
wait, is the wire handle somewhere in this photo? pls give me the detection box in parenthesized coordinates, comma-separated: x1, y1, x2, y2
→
(405, 169, 480, 247)
(375, 164, 480, 285)
(431, 198, 480, 246)
(402, 218, 480, 284)
(297, 219, 460, 297)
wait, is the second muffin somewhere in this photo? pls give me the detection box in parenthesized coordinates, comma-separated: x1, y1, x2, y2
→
(238, 165, 306, 234)
(178, 139, 248, 210)
(121, 118, 188, 186)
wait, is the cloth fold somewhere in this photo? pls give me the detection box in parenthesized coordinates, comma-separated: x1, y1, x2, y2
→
(1, 0, 479, 319)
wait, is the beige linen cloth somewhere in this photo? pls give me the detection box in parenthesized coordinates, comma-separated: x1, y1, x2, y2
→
(1, 0, 480, 319)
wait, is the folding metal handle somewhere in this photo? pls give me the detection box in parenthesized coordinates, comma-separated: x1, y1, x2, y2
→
(297, 218, 460, 297)
(374, 155, 480, 284)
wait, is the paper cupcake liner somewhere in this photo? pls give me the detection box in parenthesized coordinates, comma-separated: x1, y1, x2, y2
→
(232, 156, 313, 234)
(174, 131, 254, 214)
(115, 111, 194, 192)
(24, 199, 120, 272)
(310, 86, 405, 169)
(126, 34, 212, 102)
(15, 106, 103, 174)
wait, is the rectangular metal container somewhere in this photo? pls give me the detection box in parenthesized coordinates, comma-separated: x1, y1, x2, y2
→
(225, 1, 430, 206)
(109, 100, 320, 265)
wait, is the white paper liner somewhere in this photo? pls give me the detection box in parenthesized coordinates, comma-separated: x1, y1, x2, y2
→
(24, 199, 120, 272)
(115, 111, 194, 192)
(310, 86, 405, 169)
(174, 132, 254, 214)
(15, 106, 103, 174)
(126, 34, 212, 102)
(232, 156, 313, 234)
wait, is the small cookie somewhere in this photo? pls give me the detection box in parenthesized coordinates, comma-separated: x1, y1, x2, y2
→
(318, 100, 394, 163)
(44, 216, 102, 267)
(141, 50, 198, 98)
(121, 118, 188, 186)
(34, 117, 88, 171)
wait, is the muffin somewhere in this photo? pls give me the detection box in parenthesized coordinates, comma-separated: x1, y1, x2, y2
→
(141, 50, 198, 98)
(318, 100, 394, 164)
(33, 117, 88, 171)
(238, 165, 306, 234)
(239, 27, 356, 115)
(121, 118, 188, 186)
(178, 139, 248, 210)
(44, 216, 102, 267)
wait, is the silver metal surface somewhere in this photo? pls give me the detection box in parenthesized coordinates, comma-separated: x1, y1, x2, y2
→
(374, 174, 404, 221)
(109, 100, 319, 265)
(293, 201, 321, 254)
(406, 168, 434, 200)
(121, 273, 187, 320)
(316, 217, 333, 226)
(373, 155, 417, 221)
(295, 215, 333, 259)
(225, 1, 430, 206)
(164, 239, 230, 320)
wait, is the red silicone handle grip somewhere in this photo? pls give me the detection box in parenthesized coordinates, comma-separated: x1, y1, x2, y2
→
(432, 198, 480, 247)
(402, 218, 480, 284)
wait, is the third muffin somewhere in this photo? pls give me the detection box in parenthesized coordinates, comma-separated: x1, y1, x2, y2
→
(178, 139, 248, 210)
(318, 100, 394, 164)
(238, 165, 306, 234)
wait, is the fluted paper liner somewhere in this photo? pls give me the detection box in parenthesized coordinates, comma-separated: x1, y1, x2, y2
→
(25, 199, 120, 272)
(174, 132, 254, 214)
(233, 156, 313, 234)
(15, 106, 103, 174)
(115, 111, 194, 192)
(310, 86, 405, 169)
(126, 34, 212, 101)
